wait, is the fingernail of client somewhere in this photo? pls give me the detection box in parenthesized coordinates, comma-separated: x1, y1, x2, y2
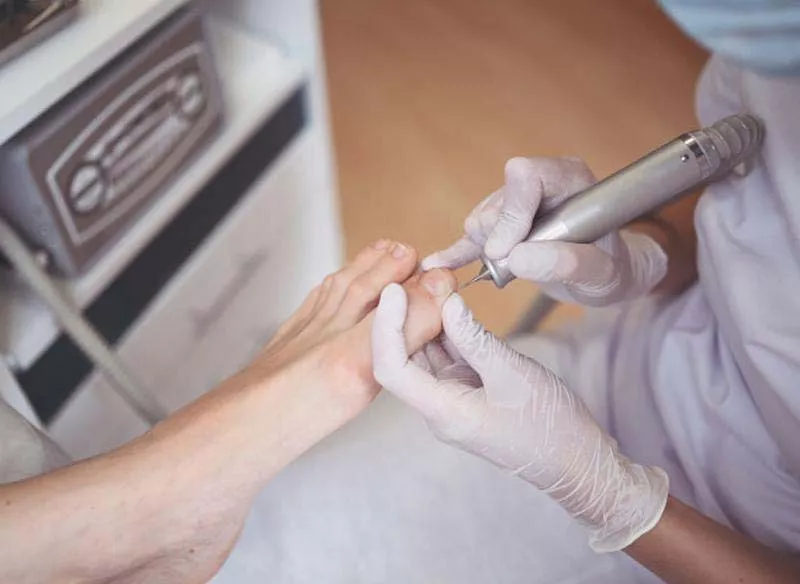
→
(421, 270, 455, 297)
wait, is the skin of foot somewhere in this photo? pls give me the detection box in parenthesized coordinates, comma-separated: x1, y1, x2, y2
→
(241, 238, 458, 419)
(0, 239, 457, 584)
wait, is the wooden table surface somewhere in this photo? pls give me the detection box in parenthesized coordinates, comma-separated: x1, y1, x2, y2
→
(321, 0, 707, 333)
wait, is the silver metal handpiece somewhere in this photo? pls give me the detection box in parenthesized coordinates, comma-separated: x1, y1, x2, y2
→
(469, 113, 765, 288)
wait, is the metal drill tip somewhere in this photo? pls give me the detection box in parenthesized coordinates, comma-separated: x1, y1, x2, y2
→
(459, 266, 493, 290)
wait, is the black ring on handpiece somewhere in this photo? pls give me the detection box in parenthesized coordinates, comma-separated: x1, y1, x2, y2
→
(680, 134, 706, 162)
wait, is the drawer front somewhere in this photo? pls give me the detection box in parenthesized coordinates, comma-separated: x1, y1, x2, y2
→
(121, 174, 300, 410)
(49, 132, 340, 459)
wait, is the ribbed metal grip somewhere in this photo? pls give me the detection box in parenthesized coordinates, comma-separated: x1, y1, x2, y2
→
(688, 114, 765, 180)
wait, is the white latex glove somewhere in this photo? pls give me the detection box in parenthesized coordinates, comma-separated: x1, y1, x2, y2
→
(423, 157, 668, 306)
(372, 285, 669, 552)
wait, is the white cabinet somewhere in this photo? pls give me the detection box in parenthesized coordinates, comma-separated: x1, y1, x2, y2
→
(0, 0, 343, 450)
(49, 131, 337, 458)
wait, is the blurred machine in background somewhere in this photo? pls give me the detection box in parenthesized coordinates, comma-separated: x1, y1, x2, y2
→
(0, 8, 225, 276)
(0, 0, 342, 459)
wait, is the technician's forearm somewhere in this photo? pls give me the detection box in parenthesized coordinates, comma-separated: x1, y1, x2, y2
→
(628, 190, 700, 296)
(626, 496, 800, 584)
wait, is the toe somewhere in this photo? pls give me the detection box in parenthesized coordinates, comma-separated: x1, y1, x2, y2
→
(335, 241, 419, 325)
(324, 240, 395, 311)
(402, 268, 458, 354)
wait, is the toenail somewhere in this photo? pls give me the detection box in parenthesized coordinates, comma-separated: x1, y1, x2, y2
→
(421, 271, 453, 297)
(374, 239, 390, 251)
(392, 243, 408, 259)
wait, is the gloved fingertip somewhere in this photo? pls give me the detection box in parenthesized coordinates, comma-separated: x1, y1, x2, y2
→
(442, 295, 479, 344)
(381, 282, 406, 303)
(420, 255, 442, 271)
(381, 281, 405, 299)
(504, 156, 536, 188)
(422, 237, 482, 270)
(464, 214, 480, 238)
(421, 253, 457, 271)
(442, 293, 469, 323)
(376, 283, 408, 323)
(373, 285, 410, 379)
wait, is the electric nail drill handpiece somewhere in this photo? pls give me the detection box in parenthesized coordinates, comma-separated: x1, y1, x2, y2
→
(465, 113, 765, 289)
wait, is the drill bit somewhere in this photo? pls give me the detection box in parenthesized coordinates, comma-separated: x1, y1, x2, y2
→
(459, 266, 493, 290)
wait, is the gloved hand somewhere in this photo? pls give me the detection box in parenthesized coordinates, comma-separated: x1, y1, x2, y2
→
(423, 157, 668, 306)
(372, 285, 669, 552)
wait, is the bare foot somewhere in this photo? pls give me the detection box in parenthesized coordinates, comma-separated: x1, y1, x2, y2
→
(242, 240, 457, 417)
(105, 241, 456, 583)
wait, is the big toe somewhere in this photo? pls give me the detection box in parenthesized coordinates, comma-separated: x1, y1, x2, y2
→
(402, 268, 458, 353)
